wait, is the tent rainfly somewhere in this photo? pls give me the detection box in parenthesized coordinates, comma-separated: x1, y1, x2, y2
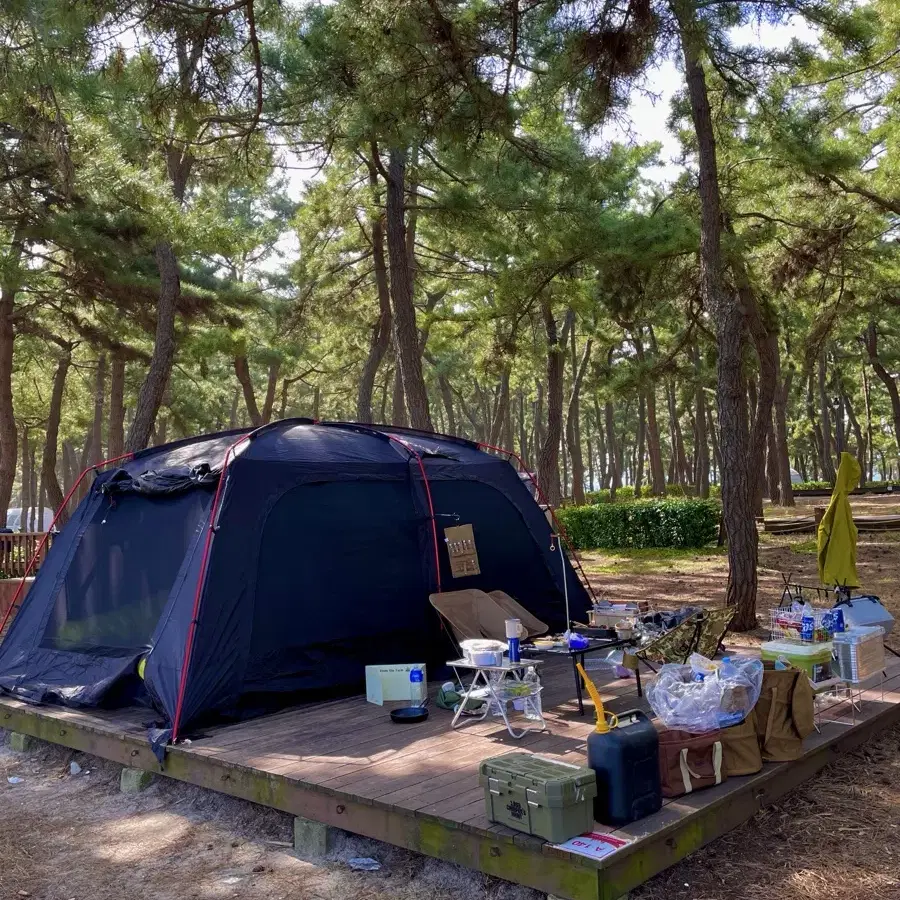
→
(0, 420, 589, 754)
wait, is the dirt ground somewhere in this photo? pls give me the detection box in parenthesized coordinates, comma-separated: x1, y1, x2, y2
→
(2, 500, 899, 900)
(0, 735, 540, 900)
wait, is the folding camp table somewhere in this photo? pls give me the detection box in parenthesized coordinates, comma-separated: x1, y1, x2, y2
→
(525, 637, 641, 714)
(448, 657, 546, 739)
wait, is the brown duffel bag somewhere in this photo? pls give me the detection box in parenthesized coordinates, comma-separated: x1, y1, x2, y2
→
(657, 728, 726, 798)
(755, 664, 815, 762)
(721, 709, 763, 776)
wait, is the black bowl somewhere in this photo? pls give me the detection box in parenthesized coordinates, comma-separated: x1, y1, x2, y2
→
(390, 706, 429, 724)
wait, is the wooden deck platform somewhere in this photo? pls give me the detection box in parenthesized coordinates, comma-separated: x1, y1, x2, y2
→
(3, 653, 900, 900)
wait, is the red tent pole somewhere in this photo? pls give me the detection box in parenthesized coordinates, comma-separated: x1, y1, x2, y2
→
(384, 435, 442, 595)
(476, 440, 597, 602)
(170, 432, 251, 743)
(0, 451, 134, 640)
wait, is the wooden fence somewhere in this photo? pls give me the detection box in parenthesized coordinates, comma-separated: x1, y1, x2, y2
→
(0, 532, 52, 579)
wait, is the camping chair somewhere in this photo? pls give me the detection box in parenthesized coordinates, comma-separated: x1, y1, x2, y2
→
(622, 607, 736, 676)
(622, 612, 704, 675)
(694, 606, 737, 659)
(428, 589, 549, 644)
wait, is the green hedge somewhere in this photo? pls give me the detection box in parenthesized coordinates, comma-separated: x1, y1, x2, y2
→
(556, 498, 722, 550)
(584, 484, 688, 504)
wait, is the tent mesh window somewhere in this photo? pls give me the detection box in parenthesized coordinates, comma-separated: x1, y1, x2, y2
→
(40, 491, 212, 656)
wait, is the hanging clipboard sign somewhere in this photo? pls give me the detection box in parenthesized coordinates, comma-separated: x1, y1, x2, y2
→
(444, 524, 481, 578)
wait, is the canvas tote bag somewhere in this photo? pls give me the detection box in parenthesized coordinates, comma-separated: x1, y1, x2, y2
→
(721, 709, 763, 776)
(657, 728, 726, 798)
(755, 664, 815, 762)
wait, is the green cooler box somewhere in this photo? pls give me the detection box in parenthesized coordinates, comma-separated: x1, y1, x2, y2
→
(478, 753, 597, 843)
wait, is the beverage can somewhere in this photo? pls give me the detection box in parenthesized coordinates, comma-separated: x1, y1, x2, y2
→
(832, 607, 845, 633)
(801, 614, 815, 642)
(507, 636, 521, 663)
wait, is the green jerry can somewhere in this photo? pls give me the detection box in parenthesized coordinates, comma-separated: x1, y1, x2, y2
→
(478, 753, 597, 843)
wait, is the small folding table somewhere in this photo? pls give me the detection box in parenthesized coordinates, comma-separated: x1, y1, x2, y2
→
(447, 657, 546, 739)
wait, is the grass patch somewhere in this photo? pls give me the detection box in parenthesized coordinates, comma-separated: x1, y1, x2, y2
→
(580, 546, 727, 575)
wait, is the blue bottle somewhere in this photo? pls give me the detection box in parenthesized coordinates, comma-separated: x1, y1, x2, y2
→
(409, 667, 426, 704)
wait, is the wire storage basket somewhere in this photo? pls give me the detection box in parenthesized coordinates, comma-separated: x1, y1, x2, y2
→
(769, 607, 834, 644)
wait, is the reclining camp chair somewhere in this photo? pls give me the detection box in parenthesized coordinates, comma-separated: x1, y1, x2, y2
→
(622, 606, 736, 675)
(429, 589, 549, 644)
(694, 605, 737, 659)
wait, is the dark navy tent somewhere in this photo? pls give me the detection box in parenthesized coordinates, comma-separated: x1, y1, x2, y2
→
(0, 420, 590, 743)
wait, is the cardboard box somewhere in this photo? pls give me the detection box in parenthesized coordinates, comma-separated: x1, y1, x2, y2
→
(365, 664, 427, 705)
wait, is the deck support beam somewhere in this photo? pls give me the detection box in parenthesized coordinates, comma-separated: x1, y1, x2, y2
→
(293, 815, 338, 859)
(7, 731, 36, 752)
(121, 767, 156, 793)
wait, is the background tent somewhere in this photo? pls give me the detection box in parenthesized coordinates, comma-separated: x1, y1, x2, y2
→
(0, 420, 590, 741)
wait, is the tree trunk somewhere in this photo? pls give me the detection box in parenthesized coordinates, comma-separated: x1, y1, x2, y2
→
(534, 380, 545, 466)
(632, 334, 665, 495)
(772, 358, 794, 507)
(862, 364, 874, 482)
(843, 390, 867, 488)
(438, 371, 456, 435)
(62, 441, 77, 494)
(127, 241, 180, 450)
(766, 417, 781, 504)
(817, 351, 836, 481)
(565, 334, 593, 505)
(643, 385, 665, 495)
(108, 351, 126, 459)
(863, 322, 900, 451)
(605, 400, 619, 499)
(537, 298, 564, 506)
(262, 362, 280, 424)
(357, 170, 393, 423)
(666, 380, 688, 486)
(593, 397, 607, 489)
(489, 367, 511, 446)
(0, 275, 19, 527)
(518, 389, 528, 466)
(391, 360, 407, 427)
(378, 370, 390, 423)
(154, 414, 168, 447)
(234, 354, 263, 427)
(229, 387, 240, 428)
(385, 149, 432, 431)
(20, 426, 30, 519)
(587, 435, 595, 491)
(677, 14, 757, 630)
(634, 392, 646, 496)
(42, 350, 70, 518)
(806, 371, 825, 481)
(690, 344, 710, 498)
(92, 353, 107, 466)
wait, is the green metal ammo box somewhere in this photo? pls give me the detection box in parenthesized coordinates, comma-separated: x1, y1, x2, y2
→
(478, 753, 597, 843)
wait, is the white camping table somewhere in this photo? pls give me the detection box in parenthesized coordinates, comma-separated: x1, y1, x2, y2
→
(447, 657, 546, 739)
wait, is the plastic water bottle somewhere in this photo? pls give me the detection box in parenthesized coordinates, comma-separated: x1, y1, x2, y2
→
(801, 602, 815, 642)
(409, 667, 426, 705)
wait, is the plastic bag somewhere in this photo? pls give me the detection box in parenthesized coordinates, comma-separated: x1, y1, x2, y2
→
(647, 654, 764, 733)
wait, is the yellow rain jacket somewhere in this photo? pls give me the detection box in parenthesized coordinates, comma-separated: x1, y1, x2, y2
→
(816, 451, 860, 588)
